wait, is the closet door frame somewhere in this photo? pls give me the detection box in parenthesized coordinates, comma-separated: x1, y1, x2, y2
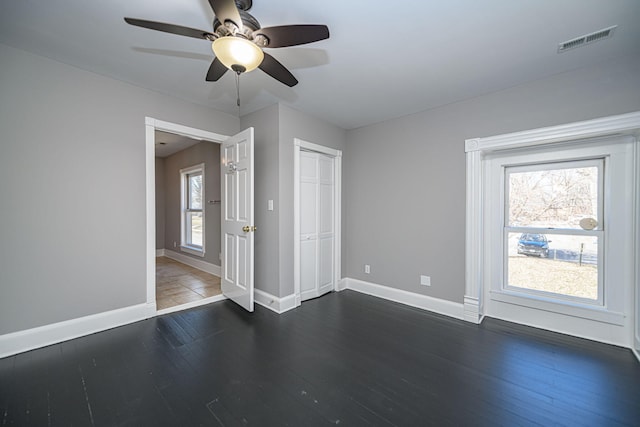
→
(293, 139, 342, 307)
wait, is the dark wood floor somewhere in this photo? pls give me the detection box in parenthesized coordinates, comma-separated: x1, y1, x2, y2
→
(1, 291, 639, 426)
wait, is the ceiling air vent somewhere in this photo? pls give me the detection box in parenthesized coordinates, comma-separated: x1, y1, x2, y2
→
(558, 25, 617, 53)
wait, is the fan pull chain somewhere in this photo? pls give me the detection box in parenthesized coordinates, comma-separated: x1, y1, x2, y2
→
(235, 71, 241, 109)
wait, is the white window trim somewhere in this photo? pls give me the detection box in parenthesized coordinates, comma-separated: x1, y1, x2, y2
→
(486, 140, 631, 326)
(180, 163, 206, 257)
(464, 111, 640, 335)
(484, 138, 635, 346)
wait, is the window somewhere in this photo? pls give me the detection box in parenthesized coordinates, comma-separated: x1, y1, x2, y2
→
(466, 113, 639, 345)
(482, 136, 634, 329)
(180, 164, 205, 256)
(504, 160, 603, 305)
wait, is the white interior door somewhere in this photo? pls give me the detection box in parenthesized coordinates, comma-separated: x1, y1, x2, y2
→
(300, 150, 335, 301)
(221, 128, 255, 312)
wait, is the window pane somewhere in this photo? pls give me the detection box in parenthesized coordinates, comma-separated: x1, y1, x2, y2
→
(507, 232, 598, 300)
(189, 174, 203, 209)
(508, 165, 598, 229)
(187, 212, 203, 247)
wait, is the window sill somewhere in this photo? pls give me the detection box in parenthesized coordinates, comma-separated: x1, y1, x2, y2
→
(180, 245, 205, 257)
(490, 290, 624, 326)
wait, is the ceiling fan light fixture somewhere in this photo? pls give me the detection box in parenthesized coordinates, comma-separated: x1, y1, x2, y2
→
(125, 0, 330, 86)
(212, 36, 264, 73)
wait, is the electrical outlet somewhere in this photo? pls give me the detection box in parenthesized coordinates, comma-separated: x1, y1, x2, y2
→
(268, 200, 274, 211)
(173, 241, 177, 248)
(364, 264, 371, 274)
(420, 275, 431, 286)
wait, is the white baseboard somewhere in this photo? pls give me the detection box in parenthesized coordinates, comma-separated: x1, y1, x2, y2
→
(156, 249, 165, 257)
(463, 296, 483, 324)
(255, 289, 297, 314)
(336, 278, 348, 292)
(0, 303, 156, 359)
(345, 278, 465, 320)
(162, 249, 221, 277)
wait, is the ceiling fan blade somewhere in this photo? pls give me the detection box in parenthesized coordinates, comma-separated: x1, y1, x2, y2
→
(124, 18, 214, 40)
(208, 0, 242, 30)
(259, 53, 298, 87)
(206, 57, 228, 81)
(253, 25, 329, 48)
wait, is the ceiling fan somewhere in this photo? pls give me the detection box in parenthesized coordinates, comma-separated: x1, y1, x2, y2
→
(124, 0, 329, 87)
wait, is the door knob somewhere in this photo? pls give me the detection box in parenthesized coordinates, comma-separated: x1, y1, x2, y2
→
(242, 226, 251, 232)
(251, 226, 258, 232)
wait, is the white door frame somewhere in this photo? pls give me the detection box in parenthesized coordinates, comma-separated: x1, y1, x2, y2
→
(145, 117, 229, 312)
(293, 138, 342, 307)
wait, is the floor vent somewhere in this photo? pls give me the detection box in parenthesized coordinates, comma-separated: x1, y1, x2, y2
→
(558, 25, 617, 53)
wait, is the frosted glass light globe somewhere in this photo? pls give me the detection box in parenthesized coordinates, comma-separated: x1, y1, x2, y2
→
(212, 37, 264, 73)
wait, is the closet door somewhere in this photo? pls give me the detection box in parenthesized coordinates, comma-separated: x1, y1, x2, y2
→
(300, 151, 334, 301)
(317, 154, 335, 296)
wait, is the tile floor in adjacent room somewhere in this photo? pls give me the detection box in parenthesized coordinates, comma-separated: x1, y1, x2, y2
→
(155, 256, 221, 310)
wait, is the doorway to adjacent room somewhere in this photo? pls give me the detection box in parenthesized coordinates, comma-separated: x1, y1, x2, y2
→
(154, 130, 223, 313)
(145, 118, 257, 314)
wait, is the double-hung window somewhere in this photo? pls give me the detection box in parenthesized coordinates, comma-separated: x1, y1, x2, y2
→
(504, 159, 603, 305)
(180, 164, 205, 256)
(484, 135, 634, 330)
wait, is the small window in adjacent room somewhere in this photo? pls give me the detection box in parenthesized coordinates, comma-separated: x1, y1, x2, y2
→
(180, 164, 205, 256)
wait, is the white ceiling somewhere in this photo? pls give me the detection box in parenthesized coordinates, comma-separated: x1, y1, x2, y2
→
(1, 0, 639, 130)
(155, 131, 204, 158)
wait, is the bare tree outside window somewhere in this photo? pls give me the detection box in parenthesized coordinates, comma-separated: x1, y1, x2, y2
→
(189, 174, 203, 210)
(509, 167, 598, 228)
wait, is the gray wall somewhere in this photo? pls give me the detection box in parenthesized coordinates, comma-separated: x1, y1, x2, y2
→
(240, 103, 347, 298)
(240, 104, 280, 296)
(161, 141, 221, 266)
(277, 105, 347, 297)
(2, 38, 637, 337)
(0, 43, 239, 335)
(155, 157, 166, 250)
(345, 53, 640, 304)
